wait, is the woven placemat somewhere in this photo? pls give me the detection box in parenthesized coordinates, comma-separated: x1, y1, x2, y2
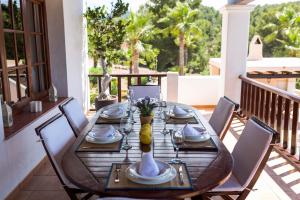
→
(177, 138, 218, 152)
(166, 116, 198, 124)
(77, 136, 123, 152)
(105, 163, 193, 191)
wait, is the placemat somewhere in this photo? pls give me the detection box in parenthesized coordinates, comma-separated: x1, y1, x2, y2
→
(96, 112, 129, 124)
(76, 136, 123, 152)
(176, 138, 218, 152)
(105, 163, 193, 191)
(166, 116, 198, 124)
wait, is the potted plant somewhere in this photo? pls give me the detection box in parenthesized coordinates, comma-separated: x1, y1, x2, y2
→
(94, 73, 117, 111)
(136, 96, 155, 125)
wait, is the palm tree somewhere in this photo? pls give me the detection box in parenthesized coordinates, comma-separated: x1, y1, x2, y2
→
(159, 2, 201, 75)
(264, 8, 300, 56)
(125, 11, 153, 74)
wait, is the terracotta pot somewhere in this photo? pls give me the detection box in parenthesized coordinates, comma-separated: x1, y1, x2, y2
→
(140, 115, 153, 125)
(94, 95, 118, 111)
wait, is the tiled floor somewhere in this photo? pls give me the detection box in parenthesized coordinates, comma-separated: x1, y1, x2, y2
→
(11, 110, 300, 200)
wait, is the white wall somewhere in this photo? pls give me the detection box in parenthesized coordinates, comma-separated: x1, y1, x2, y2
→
(46, 0, 68, 97)
(0, 0, 87, 198)
(63, 0, 89, 111)
(178, 76, 221, 105)
(0, 107, 60, 199)
(164, 73, 221, 106)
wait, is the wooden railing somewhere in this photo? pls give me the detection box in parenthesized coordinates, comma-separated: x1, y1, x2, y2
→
(88, 73, 167, 102)
(239, 75, 300, 160)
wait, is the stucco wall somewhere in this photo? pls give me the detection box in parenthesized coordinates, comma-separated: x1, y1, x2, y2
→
(0, 0, 86, 198)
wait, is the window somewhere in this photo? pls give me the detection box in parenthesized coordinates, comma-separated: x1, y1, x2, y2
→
(0, 0, 50, 107)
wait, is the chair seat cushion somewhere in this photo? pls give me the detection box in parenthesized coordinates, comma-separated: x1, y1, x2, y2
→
(211, 173, 245, 192)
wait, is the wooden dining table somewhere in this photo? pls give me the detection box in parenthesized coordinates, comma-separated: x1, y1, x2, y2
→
(62, 102, 233, 199)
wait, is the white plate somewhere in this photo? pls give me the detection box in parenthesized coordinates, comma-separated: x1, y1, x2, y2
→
(100, 107, 126, 119)
(125, 160, 177, 185)
(88, 128, 116, 141)
(168, 112, 194, 119)
(85, 131, 123, 144)
(183, 127, 210, 142)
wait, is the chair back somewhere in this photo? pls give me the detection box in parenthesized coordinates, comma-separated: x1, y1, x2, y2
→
(209, 96, 238, 138)
(59, 98, 88, 136)
(232, 117, 277, 189)
(35, 114, 76, 186)
(129, 85, 160, 101)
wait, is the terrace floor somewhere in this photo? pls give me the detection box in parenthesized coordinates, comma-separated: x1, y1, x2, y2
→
(9, 109, 300, 200)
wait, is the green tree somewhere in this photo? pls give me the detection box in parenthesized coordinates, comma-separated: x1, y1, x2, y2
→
(125, 11, 154, 73)
(84, 0, 129, 73)
(158, 2, 201, 75)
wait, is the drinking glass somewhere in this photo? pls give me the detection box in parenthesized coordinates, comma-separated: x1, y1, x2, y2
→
(170, 129, 184, 164)
(129, 102, 137, 124)
(161, 109, 170, 137)
(120, 117, 133, 151)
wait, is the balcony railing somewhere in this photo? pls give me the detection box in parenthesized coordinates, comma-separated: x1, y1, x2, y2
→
(239, 75, 300, 161)
(88, 73, 167, 103)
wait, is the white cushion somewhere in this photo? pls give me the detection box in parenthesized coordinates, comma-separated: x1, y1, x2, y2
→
(40, 116, 76, 187)
(62, 98, 89, 135)
(129, 86, 160, 101)
(212, 174, 244, 192)
(213, 119, 273, 192)
(209, 97, 235, 137)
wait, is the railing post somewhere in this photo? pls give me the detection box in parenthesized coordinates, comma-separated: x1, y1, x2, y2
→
(137, 76, 142, 85)
(254, 86, 260, 116)
(283, 99, 290, 149)
(291, 102, 298, 155)
(158, 76, 161, 86)
(117, 77, 121, 102)
(259, 89, 265, 119)
(128, 76, 132, 87)
(97, 77, 102, 94)
(264, 91, 271, 125)
(276, 96, 283, 143)
(240, 81, 245, 116)
(270, 93, 277, 128)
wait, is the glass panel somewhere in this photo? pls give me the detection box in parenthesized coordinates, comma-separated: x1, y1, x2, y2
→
(36, 35, 44, 62)
(39, 64, 45, 91)
(12, 0, 22, 30)
(1, 0, 13, 29)
(19, 68, 28, 98)
(8, 70, 18, 103)
(33, 3, 40, 32)
(31, 66, 39, 92)
(28, 1, 34, 32)
(16, 33, 26, 65)
(31, 35, 37, 63)
(4, 32, 16, 67)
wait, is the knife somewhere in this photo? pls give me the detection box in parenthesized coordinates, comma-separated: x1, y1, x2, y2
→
(178, 166, 184, 185)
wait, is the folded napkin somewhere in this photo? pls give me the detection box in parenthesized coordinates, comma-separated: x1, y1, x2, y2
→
(89, 125, 115, 140)
(103, 107, 124, 118)
(173, 106, 188, 116)
(138, 152, 160, 177)
(182, 124, 203, 137)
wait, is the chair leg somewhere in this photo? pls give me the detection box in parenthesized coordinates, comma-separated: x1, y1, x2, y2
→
(65, 188, 79, 200)
(81, 192, 94, 200)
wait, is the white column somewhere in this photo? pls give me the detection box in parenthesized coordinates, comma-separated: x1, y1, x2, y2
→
(219, 5, 255, 103)
(167, 72, 179, 102)
(62, 0, 89, 111)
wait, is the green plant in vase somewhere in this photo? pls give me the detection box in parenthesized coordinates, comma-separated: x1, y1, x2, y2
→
(136, 96, 156, 124)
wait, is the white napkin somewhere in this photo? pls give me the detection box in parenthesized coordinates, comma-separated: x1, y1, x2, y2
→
(103, 107, 124, 118)
(182, 124, 202, 137)
(173, 106, 188, 116)
(138, 152, 160, 177)
(89, 125, 115, 140)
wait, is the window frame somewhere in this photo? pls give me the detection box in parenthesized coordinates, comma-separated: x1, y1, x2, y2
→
(0, 0, 51, 111)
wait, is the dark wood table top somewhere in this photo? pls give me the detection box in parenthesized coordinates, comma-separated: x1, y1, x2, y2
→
(62, 102, 233, 199)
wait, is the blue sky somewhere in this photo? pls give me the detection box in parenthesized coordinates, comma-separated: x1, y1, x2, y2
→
(87, 0, 299, 11)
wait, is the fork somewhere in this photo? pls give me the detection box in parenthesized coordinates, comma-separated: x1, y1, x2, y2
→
(115, 164, 121, 183)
